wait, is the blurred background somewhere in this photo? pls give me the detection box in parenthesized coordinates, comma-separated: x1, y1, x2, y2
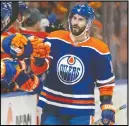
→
(24, 1, 127, 79)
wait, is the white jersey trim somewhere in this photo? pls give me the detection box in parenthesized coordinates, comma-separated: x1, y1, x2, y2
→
(39, 97, 95, 109)
(46, 37, 110, 55)
(89, 116, 92, 125)
(46, 37, 70, 44)
(45, 58, 50, 70)
(96, 76, 115, 84)
(43, 86, 94, 98)
(98, 83, 115, 88)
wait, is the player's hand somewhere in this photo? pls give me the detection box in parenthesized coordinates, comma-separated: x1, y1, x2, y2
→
(13, 71, 40, 92)
(18, 75, 40, 92)
(31, 40, 51, 58)
(11, 33, 28, 56)
(11, 33, 28, 47)
(101, 102, 116, 125)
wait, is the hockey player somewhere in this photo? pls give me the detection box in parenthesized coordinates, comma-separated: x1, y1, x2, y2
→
(3, 4, 116, 125)
(36, 4, 115, 125)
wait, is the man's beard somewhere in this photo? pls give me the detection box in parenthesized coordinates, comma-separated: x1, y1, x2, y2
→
(71, 24, 86, 36)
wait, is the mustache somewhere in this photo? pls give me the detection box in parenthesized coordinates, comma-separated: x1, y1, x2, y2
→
(72, 25, 79, 29)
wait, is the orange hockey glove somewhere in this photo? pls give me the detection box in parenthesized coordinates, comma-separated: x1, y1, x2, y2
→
(30, 37, 51, 58)
(11, 33, 28, 56)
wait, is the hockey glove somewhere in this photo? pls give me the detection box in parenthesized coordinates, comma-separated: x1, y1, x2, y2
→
(2, 34, 33, 59)
(31, 41, 51, 58)
(12, 71, 40, 92)
(101, 101, 116, 125)
(1, 58, 22, 83)
(11, 33, 28, 56)
(30, 41, 51, 75)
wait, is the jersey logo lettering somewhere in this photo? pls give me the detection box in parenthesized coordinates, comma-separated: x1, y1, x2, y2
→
(57, 54, 85, 85)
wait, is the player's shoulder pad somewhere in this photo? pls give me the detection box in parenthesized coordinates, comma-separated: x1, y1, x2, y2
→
(82, 37, 110, 55)
(47, 30, 70, 40)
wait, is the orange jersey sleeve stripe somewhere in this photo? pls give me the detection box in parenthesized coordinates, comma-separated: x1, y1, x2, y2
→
(99, 86, 114, 96)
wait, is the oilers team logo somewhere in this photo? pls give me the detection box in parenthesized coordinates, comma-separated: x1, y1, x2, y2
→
(57, 54, 85, 85)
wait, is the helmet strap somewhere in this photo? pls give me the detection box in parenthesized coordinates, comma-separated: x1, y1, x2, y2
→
(85, 20, 91, 31)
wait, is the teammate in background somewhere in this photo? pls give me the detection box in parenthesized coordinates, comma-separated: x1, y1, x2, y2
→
(21, 8, 49, 39)
(37, 4, 115, 125)
(2, 2, 30, 35)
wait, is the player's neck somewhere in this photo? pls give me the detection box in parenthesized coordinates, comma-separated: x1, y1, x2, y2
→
(70, 32, 89, 44)
(10, 22, 20, 33)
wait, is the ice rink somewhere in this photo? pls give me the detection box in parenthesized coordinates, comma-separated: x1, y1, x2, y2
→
(94, 80, 127, 125)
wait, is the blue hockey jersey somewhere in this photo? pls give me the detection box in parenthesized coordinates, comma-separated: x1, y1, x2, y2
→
(37, 30, 115, 116)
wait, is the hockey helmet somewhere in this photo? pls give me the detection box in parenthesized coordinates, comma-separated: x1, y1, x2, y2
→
(68, 4, 95, 36)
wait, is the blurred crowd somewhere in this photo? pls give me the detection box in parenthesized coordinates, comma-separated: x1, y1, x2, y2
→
(1, 2, 127, 93)
(22, 2, 68, 32)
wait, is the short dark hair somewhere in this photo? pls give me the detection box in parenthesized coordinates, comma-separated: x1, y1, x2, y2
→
(25, 9, 42, 27)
